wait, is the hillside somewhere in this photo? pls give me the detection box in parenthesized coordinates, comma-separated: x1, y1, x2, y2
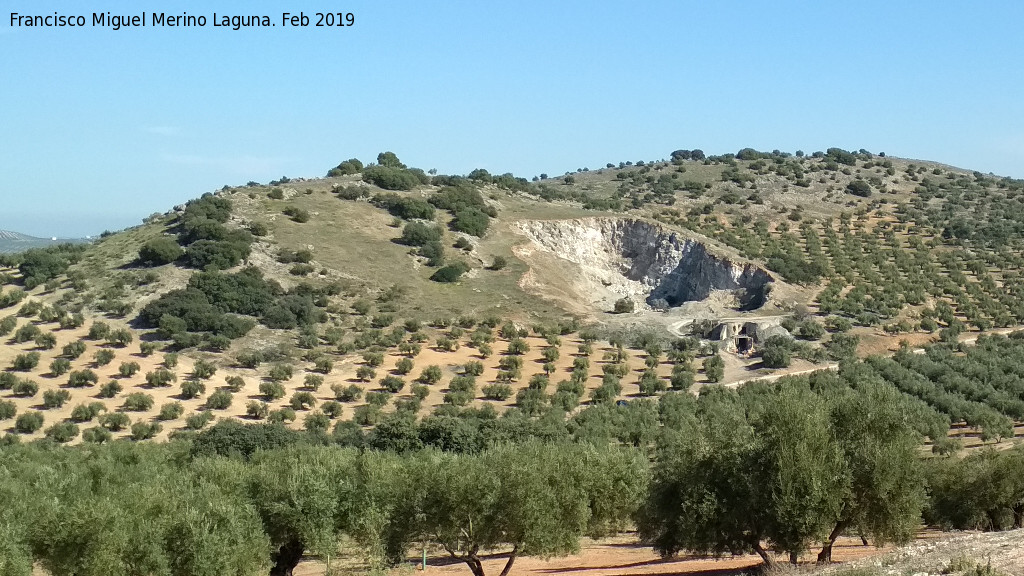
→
(1, 147, 1024, 445)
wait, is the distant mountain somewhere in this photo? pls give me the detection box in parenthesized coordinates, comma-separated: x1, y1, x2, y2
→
(0, 230, 87, 253)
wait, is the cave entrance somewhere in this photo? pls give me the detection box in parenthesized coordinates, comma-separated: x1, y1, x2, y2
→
(736, 336, 753, 354)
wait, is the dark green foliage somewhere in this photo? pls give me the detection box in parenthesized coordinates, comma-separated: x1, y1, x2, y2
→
(0, 400, 15, 420)
(11, 351, 39, 371)
(327, 157, 363, 176)
(130, 421, 162, 440)
(11, 379, 38, 397)
(45, 421, 79, 443)
(846, 179, 872, 197)
(17, 244, 85, 289)
(363, 165, 423, 190)
(158, 402, 185, 421)
(613, 298, 635, 314)
(123, 392, 155, 411)
(14, 411, 43, 433)
(99, 411, 131, 431)
(431, 262, 470, 283)
(98, 380, 122, 398)
(761, 335, 793, 368)
(371, 192, 436, 220)
(399, 222, 443, 246)
(451, 208, 490, 236)
(138, 236, 184, 266)
(206, 389, 233, 410)
(42, 389, 71, 409)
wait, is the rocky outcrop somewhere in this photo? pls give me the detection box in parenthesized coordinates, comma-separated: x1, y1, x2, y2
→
(516, 218, 773, 311)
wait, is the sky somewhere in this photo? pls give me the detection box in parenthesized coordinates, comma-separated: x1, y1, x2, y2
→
(2, 1, 1023, 238)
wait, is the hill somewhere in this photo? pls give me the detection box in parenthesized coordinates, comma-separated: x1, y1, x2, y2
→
(0, 230, 83, 253)
(1, 147, 1024, 446)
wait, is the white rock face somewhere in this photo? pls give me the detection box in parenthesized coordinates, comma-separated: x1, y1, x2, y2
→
(516, 218, 773, 310)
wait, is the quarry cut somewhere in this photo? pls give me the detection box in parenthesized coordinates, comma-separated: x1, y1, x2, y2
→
(517, 218, 773, 311)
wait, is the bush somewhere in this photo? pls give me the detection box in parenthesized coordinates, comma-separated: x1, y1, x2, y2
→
(0, 400, 16, 420)
(138, 237, 184, 266)
(381, 375, 406, 393)
(70, 402, 106, 422)
(267, 363, 294, 382)
(846, 179, 872, 197)
(119, 361, 141, 377)
(93, 349, 115, 367)
(100, 412, 131, 431)
(123, 392, 155, 411)
(192, 359, 217, 379)
(482, 383, 513, 400)
(131, 421, 162, 441)
(400, 222, 443, 246)
(268, 408, 296, 424)
(259, 381, 286, 400)
(451, 208, 490, 236)
(327, 158, 363, 177)
(82, 426, 112, 443)
(12, 379, 38, 397)
(430, 262, 470, 283)
(489, 256, 508, 270)
(362, 165, 422, 190)
(321, 400, 343, 419)
(180, 379, 206, 399)
(246, 401, 270, 420)
(14, 411, 44, 433)
(282, 206, 310, 223)
(45, 421, 79, 443)
(225, 375, 246, 392)
(42, 389, 71, 409)
(703, 355, 725, 383)
(419, 365, 443, 384)
(303, 410, 331, 433)
(185, 411, 215, 430)
(11, 352, 40, 371)
(146, 368, 177, 387)
(613, 298, 635, 314)
(206, 390, 233, 410)
(99, 380, 123, 398)
(332, 383, 363, 402)
(760, 336, 793, 368)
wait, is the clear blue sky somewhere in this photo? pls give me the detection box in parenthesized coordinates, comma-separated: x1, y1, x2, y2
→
(2, 1, 1023, 237)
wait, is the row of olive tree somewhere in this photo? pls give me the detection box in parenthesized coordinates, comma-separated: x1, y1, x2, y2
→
(0, 439, 646, 576)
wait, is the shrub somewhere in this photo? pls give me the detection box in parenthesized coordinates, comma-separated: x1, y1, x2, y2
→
(13, 324, 41, 343)
(180, 379, 206, 399)
(489, 256, 508, 270)
(12, 379, 38, 397)
(146, 369, 177, 387)
(321, 400, 343, 419)
(430, 262, 470, 283)
(332, 383, 363, 402)
(259, 381, 286, 400)
(365, 391, 390, 407)
(418, 365, 443, 384)
(11, 352, 40, 371)
(93, 349, 116, 367)
(34, 332, 57, 350)
(138, 236, 184, 266)
(119, 361, 141, 377)
(82, 426, 112, 443)
(99, 380, 123, 398)
(303, 410, 330, 433)
(122, 392, 154, 411)
(42, 389, 71, 409)
(164, 352, 179, 368)
(15, 411, 44, 433)
(482, 383, 513, 400)
(70, 402, 106, 422)
(703, 354, 725, 383)
(846, 179, 872, 197)
(400, 222, 443, 246)
(100, 412, 131, 431)
(45, 421, 79, 443)
(185, 411, 215, 430)
(206, 389, 233, 410)
(381, 375, 406, 393)
(246, 401, 270, 420)
(192, 359, 217, 379)
(282, 206, 310, 223)
(131, 421, 162, 441)
(267, 408, 296, 424)
(267, 363, 294, 382)
(62, 340, 87, 359)
(0, 400, 16, 420)
(268, 188, 284, 200)
(613, 298, 635, 313)
(139, 342, 157, 356)
(225, 375, 246, 392)
(356, 366, 376, 382)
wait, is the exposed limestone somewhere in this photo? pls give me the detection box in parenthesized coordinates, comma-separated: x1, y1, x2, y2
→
(515, 218, 774, 312)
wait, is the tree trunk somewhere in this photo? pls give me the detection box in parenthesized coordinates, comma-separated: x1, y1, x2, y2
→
(817, 519, 850, 564)
(497, 546, 519, 576)
(1013, 504, 1024, 529)
(752, 542, 774, 568)
(861, 535, 869, 546)
(269, 539, 305, 576)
